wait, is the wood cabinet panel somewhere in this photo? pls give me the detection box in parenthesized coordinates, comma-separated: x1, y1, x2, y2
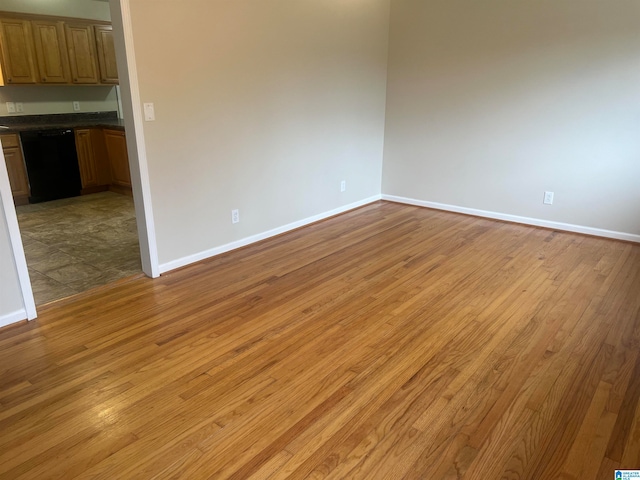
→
(4, 147, 30, 198)
(75, 129, 98, 188)
(65, 23, 99, 84)
(0, 12, 118, 86)
(1, 134, 30, 205)
(0, 18, 38, 84)
(94, 25, 118, 84)
(0, 134, 19, 148)
(75, 128, 111, 192)
(104, 129, 131, 189)
(90, 129, 111, 186)
(32, 20, 71, 84)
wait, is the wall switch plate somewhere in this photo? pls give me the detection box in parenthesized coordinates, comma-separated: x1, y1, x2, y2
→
(543, 191, 554, 205)
(73, 101, 80, 111)
(15, 102, 23, 113)
(231, 209, 240, 224)
(340, 180, 346, 192)
(143, 103, 155, 121)
(6, 102, 15, 113)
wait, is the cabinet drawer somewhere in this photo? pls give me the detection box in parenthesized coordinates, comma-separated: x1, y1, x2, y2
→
(0, 134, 20, 148)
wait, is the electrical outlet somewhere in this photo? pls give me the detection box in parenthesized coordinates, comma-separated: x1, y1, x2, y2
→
(543, 191, 554, 205)
(340, 180, 346, 192)
(15, 102, 23, 113)
(73, 101, 80, 111)
(231, 209, 240, 224)
(6, 102, 15, 113)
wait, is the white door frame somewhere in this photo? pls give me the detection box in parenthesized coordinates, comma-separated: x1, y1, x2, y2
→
(110, 0, 159, 278)
(0, 0, 159, 323)
(0, 152, 36, 320)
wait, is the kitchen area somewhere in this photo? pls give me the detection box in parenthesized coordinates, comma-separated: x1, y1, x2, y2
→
(0, 1, 142, 305)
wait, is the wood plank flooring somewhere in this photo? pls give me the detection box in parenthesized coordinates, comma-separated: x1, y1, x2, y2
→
(1, 201, 639, 479)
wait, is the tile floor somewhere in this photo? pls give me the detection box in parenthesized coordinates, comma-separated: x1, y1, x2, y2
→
(16, 192, 142, 305)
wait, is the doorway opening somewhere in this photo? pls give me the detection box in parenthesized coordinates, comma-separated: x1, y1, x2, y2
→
(0, 0, 157, 316)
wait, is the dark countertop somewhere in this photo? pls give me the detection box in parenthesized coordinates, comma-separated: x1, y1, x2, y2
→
(0, 112, 125, 134)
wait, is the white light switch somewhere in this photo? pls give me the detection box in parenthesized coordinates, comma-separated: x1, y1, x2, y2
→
(143, 103, 155, 121)
(6, 102, 15, 113)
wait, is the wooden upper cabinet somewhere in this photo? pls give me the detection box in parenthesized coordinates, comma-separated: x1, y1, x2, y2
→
(32, 20, 71, 84)
(0, 12, 117, 86)
(65, 23, 99, 84)
(0, 18, 39, 84)
(94, 25, 118, 84)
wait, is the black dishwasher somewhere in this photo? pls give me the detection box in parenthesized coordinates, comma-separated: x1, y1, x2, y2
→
(20, 129, 82, 203)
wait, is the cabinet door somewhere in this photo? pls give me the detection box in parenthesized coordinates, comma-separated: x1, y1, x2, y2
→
(0, 18, 38, 84)
(104, 129, 131, 188)
(75, 128, 111, 190)
(3, 147, 30, 200)
(75, 129, 98, 188)
(32, 20, 71, 84)
(94, 25, 118, 84)
(65, 23, 99, 84)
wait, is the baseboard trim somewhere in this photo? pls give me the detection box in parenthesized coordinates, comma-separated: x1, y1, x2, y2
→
(0, 309, 27, 329)
(382, 195, 640, 243)
(108, 184, 133, 197)
(159, 195, 383, 274)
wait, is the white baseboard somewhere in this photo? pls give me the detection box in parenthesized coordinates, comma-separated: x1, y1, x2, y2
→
(159, 195, 382, 274)
(0, 309, 27, 329)
(382, 195, 640, 243)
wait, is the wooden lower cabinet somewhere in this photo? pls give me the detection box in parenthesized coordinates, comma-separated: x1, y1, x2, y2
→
(104, 129, 131, 192)
(75, 128, 110, 193)
(1, 128, 129, 206)
(1, 133, 30, 205)
(76, 127, 130, 195)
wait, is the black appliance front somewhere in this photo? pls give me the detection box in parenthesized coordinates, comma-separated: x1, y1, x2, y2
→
(20, 129, 82, 203)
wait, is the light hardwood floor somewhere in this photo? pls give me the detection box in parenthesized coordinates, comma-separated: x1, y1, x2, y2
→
(1, 201, 639, 479)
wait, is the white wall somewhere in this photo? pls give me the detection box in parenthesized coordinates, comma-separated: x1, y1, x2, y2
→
(0, 86, 118, 116)
(129, 0, 390, 266)
(0, 194, 24, 322)
(382, 0, 640, 237)
(0, 0, 110, 21)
